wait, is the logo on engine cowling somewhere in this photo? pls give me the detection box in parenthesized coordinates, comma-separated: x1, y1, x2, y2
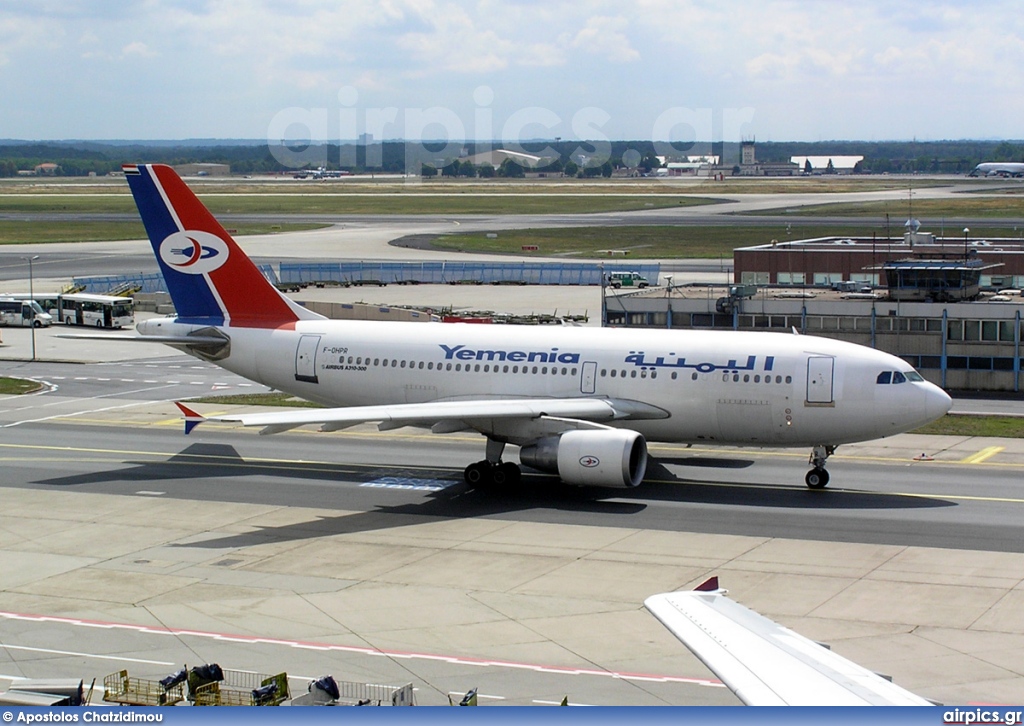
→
(579, 455, 600, 468)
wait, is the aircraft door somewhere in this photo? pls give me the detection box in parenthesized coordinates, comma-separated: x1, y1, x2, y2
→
(806, 356, 834, 405)
(295, 334, 320, 384)
(581, 361, 597, 394)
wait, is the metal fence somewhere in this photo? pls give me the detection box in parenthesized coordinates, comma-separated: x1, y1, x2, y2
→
(74, 262, 658, 293)
(74, 265, 280, 294)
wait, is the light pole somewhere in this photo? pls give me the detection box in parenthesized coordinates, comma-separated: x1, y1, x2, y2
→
(665, 274, 673, 329)
(21, 255, 39, 361)
(963, 227, 970, 259)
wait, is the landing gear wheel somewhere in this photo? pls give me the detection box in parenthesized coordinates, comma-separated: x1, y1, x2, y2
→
(805, 467, 829, 489)
(491, 462, 521, 489)
(463, 461, 493, 488)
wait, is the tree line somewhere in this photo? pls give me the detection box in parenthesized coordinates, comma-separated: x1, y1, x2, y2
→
(0, 139, 1020, 177)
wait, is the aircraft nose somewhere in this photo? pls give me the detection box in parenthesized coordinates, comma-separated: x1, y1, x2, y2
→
(926, 384, 953, 422)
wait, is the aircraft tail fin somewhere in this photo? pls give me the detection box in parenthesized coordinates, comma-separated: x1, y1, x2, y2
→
(122, 163, 322, 327)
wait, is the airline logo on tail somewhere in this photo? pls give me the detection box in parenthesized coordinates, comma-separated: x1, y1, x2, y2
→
(159, 231, 229, 274)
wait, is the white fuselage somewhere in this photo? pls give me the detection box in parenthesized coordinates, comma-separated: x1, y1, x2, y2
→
(140, 317, 952, 449)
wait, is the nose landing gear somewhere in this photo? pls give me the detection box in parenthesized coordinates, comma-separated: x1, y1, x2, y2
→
(805, 444, 835, 489)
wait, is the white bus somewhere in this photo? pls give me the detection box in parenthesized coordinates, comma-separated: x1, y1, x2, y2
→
(4, 292, 134, 328)
(0, 298, 52, 327)
(58, 293, 134, 328)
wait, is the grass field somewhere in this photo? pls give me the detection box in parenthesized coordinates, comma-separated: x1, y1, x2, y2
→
(430, 224, 874, 258)
(0, 377, 44, 395)
(756, 197, 1024, 219)
(911, 414, 1024, 438)
(0, 220, 328, 245)
(0, 192, 719, 216)
(188, 392, 321, 408)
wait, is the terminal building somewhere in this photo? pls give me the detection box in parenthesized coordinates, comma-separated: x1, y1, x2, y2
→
(605, 225, 1024, 392)
(733, 222, 1024, 291)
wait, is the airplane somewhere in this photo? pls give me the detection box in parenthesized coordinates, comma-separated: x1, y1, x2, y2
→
(968, 162, 1024, 178)
(95, 163, 951, 491)
(645, 577, 933, 705)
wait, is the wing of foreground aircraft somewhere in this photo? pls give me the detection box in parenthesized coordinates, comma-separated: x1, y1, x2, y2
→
(644, 578, 932, 706)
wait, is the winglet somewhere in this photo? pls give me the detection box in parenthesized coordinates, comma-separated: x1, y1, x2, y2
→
(694, 576, 721, 592)
(174, 402, 205, 435)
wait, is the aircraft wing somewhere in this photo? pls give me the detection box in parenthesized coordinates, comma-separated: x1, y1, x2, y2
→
(644, 579, 932, 706)
(191, 397, 666, 436)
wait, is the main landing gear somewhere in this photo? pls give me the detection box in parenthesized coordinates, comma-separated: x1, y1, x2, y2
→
(805, 444, 835, 489)
(464, 439, 522, 490)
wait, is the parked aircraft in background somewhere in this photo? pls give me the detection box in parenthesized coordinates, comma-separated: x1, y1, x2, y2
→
(968, 162, 1024, 177)
(646, 578, 932, 705)
(98, 164, 950, 491)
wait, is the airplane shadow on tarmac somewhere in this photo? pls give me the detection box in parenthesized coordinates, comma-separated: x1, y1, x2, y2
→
(31, 441, 956, 550)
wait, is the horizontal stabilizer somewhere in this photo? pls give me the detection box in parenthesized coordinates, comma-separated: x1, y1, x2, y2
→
(57, 334, 228, 349)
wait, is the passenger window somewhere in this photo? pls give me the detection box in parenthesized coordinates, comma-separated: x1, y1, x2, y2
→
(892, 371, 907, 384)
(876, 372, 892, 384)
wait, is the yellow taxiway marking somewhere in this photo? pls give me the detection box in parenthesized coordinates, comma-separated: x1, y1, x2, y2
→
(959, 446, 1005, 465)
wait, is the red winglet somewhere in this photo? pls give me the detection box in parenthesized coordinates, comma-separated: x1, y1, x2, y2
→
(694, 576, 720, 592)
(174, 402, 204, 435)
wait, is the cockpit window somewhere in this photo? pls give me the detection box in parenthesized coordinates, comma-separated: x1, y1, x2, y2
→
(878, 369, 923, 384)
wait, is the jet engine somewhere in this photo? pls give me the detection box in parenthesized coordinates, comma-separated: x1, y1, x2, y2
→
(519, 429, 648, 488)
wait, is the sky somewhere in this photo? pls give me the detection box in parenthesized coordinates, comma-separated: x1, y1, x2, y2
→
(1, 0, 1022, 142)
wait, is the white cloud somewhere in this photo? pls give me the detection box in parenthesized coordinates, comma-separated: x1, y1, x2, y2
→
(568, 16, 639, 63)
(1, 1, 1023, 139)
